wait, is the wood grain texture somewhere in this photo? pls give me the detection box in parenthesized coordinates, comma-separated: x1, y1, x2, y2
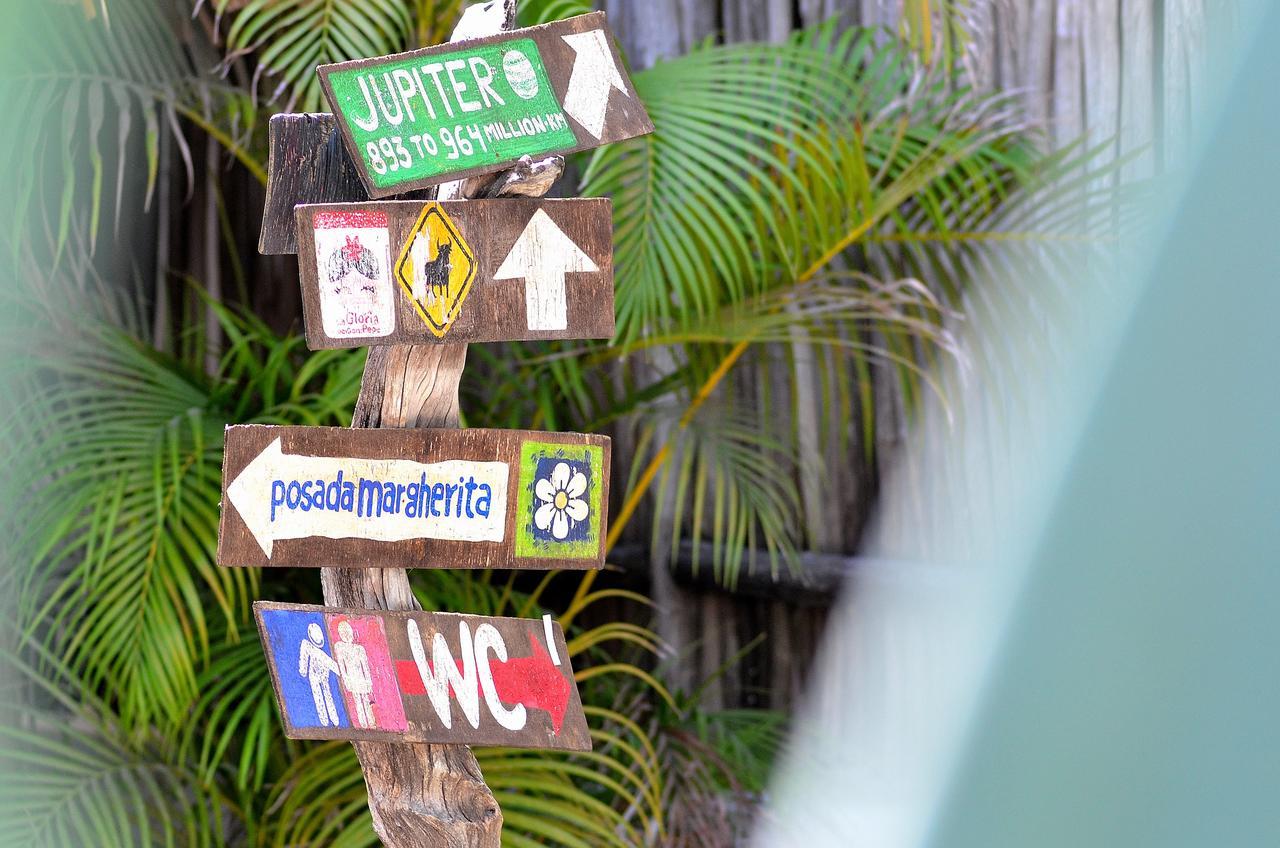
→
(256, 107, 564, 255)
(321, 341, 501, 847)
(219, 424, 610, 570)
(724, 0, 793, 42)
(602, 0, 717, 66)
(1120, 0, 1157, 180)
(319, 11, 653, 198)
(293, 198, 614, 348)
(315, 4, 516, 845)
(254, 601, 591, 750)
(258, 114, 403, 255)
(258, 114, 359, 255)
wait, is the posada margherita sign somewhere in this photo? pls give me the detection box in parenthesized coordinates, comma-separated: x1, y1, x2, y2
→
(319, 12, 652, 197)
(255, 602, 590, 750)
(218, 425, 609, 570)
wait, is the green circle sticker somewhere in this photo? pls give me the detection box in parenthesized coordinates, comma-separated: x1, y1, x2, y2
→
(502, 50, 539, 99)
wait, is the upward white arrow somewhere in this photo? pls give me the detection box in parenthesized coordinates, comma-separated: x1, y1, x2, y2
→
(226, 437, 509, 558)
(494, 210, 598, 332)
(561, 29, 628, 140)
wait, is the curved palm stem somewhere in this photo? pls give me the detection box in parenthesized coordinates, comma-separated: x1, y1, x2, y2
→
(174, 103, 266, 185)
(562, 338, 750, 633)
(602, 212, 881, 568)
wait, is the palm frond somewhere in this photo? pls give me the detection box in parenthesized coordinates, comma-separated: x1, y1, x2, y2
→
(215, 0, 414, 111)
(568, 23, 1113, 571)
(0, 292, 369, 738)
(4, 322, 246, 735)
(642, 409, 803, 586)
(4, 0, 257, 255)
(0, 647, 226, 848)
(518, 0, 594, 28)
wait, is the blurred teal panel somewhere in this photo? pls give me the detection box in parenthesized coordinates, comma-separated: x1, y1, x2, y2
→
(923, 2, 1280, 846)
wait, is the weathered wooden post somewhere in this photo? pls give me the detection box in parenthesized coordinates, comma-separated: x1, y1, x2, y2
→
(216, 2, 652, 845)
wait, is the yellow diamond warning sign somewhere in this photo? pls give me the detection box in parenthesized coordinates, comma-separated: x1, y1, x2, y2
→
(394, 203, 476, 337)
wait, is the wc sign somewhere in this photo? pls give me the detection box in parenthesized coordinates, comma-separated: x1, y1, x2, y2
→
(255, 602, 591, 750)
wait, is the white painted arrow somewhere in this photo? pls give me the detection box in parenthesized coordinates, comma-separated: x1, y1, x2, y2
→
(561, 29, 628, 140)
(494, 210, 599, 332)
(226, 437, 509, 557)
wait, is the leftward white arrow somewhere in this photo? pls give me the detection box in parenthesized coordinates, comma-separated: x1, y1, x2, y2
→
(226, 437, 509, 557)
(561, 29, 628, 140)
(494, 210, 598, 332)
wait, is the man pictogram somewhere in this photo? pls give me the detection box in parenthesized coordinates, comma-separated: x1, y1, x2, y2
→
(298, 623, 341, 726)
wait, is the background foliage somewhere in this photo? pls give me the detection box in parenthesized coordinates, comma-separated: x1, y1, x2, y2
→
(0, 0, 1109, 845)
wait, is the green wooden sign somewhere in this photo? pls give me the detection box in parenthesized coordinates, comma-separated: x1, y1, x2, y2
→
(318, 12, 652, 198)
(324, 37, 574, 190)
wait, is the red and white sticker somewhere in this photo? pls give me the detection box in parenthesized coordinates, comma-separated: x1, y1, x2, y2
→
(315, 211, 395, 339)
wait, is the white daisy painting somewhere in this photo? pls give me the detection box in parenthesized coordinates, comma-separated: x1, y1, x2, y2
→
(516, 440, 605, 560)
(533, 461, 590, 541)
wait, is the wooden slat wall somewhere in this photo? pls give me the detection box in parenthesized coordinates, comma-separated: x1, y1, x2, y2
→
(166, 0, 1219, 715)
(601, 0, 1223, 712)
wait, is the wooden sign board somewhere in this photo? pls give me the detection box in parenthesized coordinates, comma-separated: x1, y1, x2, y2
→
(295, 198, 613, 347)
(255, 602, 591, 750)
(218, 425, 609, 569)
(318, 12, 652, 198)
(258, 113, 425, 255)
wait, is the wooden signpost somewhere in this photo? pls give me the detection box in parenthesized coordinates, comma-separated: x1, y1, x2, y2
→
(255, 602, 590, 750)
(295, 198, 614, 347)
(258, 116, 565, 255)
(319, 12, 651, 198)
(219, 424, 609, 569)
(217, 2, 648, 844)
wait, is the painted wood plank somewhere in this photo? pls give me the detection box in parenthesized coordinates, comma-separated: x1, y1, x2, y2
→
(257, 111, 567, 255)
(319, 12, 653, 198)
(314, 5, 527, 845)
(1120, 0, 1157, 180)
(724, 0, 794, 43)
(293, 198, 613, 347)
(1053, 0, 1085, 149)
(258, 114, 372, 255)
(1084, 0, 1122, 154)
(218, 424, 610, 570)
(1025, 0, 1057, 130)
(255, 601, 591, 750)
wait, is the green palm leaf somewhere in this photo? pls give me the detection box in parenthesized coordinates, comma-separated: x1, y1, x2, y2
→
(3, 0, 258, 256)
(566, 24, 1115, 576)
(216, 0, 414, 111)
(518, 0, 594, 27)
(1, 297, 368, 737)
(6, 323, 243, 735)
(0, 648, 226, 848)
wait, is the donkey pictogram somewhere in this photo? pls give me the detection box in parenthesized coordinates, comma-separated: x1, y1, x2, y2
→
(395, 203, 477, 338)
(419, 239, 453, 301)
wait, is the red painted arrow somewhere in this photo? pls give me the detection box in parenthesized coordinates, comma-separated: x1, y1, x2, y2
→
(395, 631, 572, 734)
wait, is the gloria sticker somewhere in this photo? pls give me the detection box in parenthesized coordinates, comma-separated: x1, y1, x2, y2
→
(314, 210, 395, 339)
